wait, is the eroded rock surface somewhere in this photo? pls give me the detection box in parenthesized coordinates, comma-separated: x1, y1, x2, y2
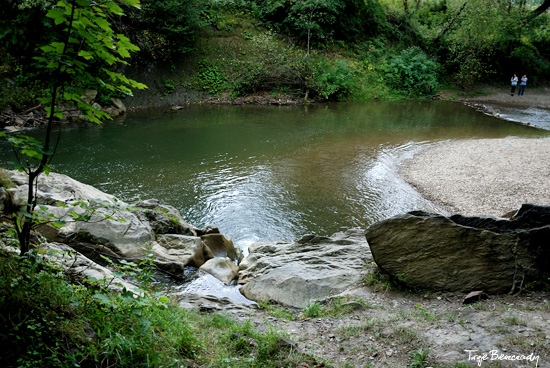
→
(4, 170, 237, 282)
(365, 204, 550, 293)
(238, 229, 370, 308)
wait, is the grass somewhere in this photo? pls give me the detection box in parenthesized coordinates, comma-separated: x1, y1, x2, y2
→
(502, 315, 528, 326)
(337, 320, 376, 338)
(257, 301, 296, 321)
(408, 348, 431, 368)
(0, 246, 322, 368)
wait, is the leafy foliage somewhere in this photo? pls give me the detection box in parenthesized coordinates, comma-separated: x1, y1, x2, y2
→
(229, 32, 308, 97)
(384, 46, 440, 96)
(122, 0, 202, 60)
(35, 0, 147, 125)
(308, 56, 363, 100)
(1, 0, 146, 255)
(0, 248, 196, 368)
(195, 60, 229, 95)
(253, 0, 387, 45)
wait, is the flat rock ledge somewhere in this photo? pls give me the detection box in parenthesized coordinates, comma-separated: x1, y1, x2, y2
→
(238, 229, 371, 308)
(365, 204, 550, 294)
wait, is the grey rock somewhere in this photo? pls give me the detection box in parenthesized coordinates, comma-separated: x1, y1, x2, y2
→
(42, 242, 138, 293)
(365, 204, 550, 294)
(111, 98, 126, 113)
(201, 233, 241, 262)
(177, 292, 257, 316)
(152, 234, 211, 273)
(199, 257, 239, 285)
(238, 229, 370, 308)
(5, 171, 209, 276)
(133, 200, 198, 236)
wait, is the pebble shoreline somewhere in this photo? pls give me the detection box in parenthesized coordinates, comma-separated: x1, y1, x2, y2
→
(401, 137, 550, 217)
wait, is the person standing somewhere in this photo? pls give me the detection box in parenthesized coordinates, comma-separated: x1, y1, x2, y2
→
(519, 74, 528, 96)
(511, 74, 518, 96)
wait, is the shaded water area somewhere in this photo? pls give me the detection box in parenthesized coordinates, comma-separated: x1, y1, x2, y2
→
(1, 101, 547, 251)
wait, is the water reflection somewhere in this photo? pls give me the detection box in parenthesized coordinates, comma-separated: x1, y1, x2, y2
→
(0, 101, 547, 250)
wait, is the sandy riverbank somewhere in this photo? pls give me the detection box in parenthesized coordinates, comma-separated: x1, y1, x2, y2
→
(401, 137, 550, 217)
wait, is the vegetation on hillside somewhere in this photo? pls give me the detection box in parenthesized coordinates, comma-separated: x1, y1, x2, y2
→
(1, 0, 549, 110)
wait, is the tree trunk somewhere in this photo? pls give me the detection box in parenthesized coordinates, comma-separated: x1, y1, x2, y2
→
(526, 0, 550, 21)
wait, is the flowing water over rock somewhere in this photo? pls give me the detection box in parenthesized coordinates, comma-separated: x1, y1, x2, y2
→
(496, 105, 550, 130)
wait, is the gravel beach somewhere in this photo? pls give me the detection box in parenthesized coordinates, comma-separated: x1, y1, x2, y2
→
(401, 137, 550, 217)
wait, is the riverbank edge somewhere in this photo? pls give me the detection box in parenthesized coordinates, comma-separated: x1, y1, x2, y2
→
(3, 85, 549, 130)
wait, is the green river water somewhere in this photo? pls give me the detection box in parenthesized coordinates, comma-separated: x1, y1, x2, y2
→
(1, 101, 547, 250)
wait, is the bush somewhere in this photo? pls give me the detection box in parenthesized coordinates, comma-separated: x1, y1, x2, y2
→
(229, 32, 308, 97)
(195, 60, 229, 95)
(384, 46, 440, 96)
(308, 56, 362, 100)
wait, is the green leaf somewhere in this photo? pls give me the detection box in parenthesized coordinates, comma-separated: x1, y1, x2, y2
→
(46, 9, 66, 25)
(92, 293, 111, 305)
(119, 0, 142, 9)
(78, 50, 94, 60)
(158, 296, 169, 303)
(104, 1, 124, 15)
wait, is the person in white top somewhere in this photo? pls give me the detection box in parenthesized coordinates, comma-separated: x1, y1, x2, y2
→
(519, 75, 527, 96)
(511, 74, 518, 96)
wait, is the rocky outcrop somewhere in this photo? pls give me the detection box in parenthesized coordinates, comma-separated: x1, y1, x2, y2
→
(4, 170, 238, 283)
(365, 204, 550, 293)
(238, 229, 370, 308)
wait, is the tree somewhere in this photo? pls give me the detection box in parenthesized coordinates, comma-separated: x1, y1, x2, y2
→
(2, 0, 146, 255)
(122, 0, 201, 60)
(285, 0, 344, 54)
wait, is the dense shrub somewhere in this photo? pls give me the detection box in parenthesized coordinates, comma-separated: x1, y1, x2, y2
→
(383, 46, 440, 96)
(308, 57, 363, 100)
(229, 33, 308, 97)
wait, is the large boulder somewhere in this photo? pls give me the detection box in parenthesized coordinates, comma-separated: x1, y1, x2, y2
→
(365, 204, 550, 293)
(201, 232, 241, 262)
(8, 170, 115, 205)
(238, 229, 370, 308)
(8, 170, 154, 257)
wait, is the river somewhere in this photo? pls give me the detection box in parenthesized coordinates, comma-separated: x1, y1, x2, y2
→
(0, 101, 547, 252)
